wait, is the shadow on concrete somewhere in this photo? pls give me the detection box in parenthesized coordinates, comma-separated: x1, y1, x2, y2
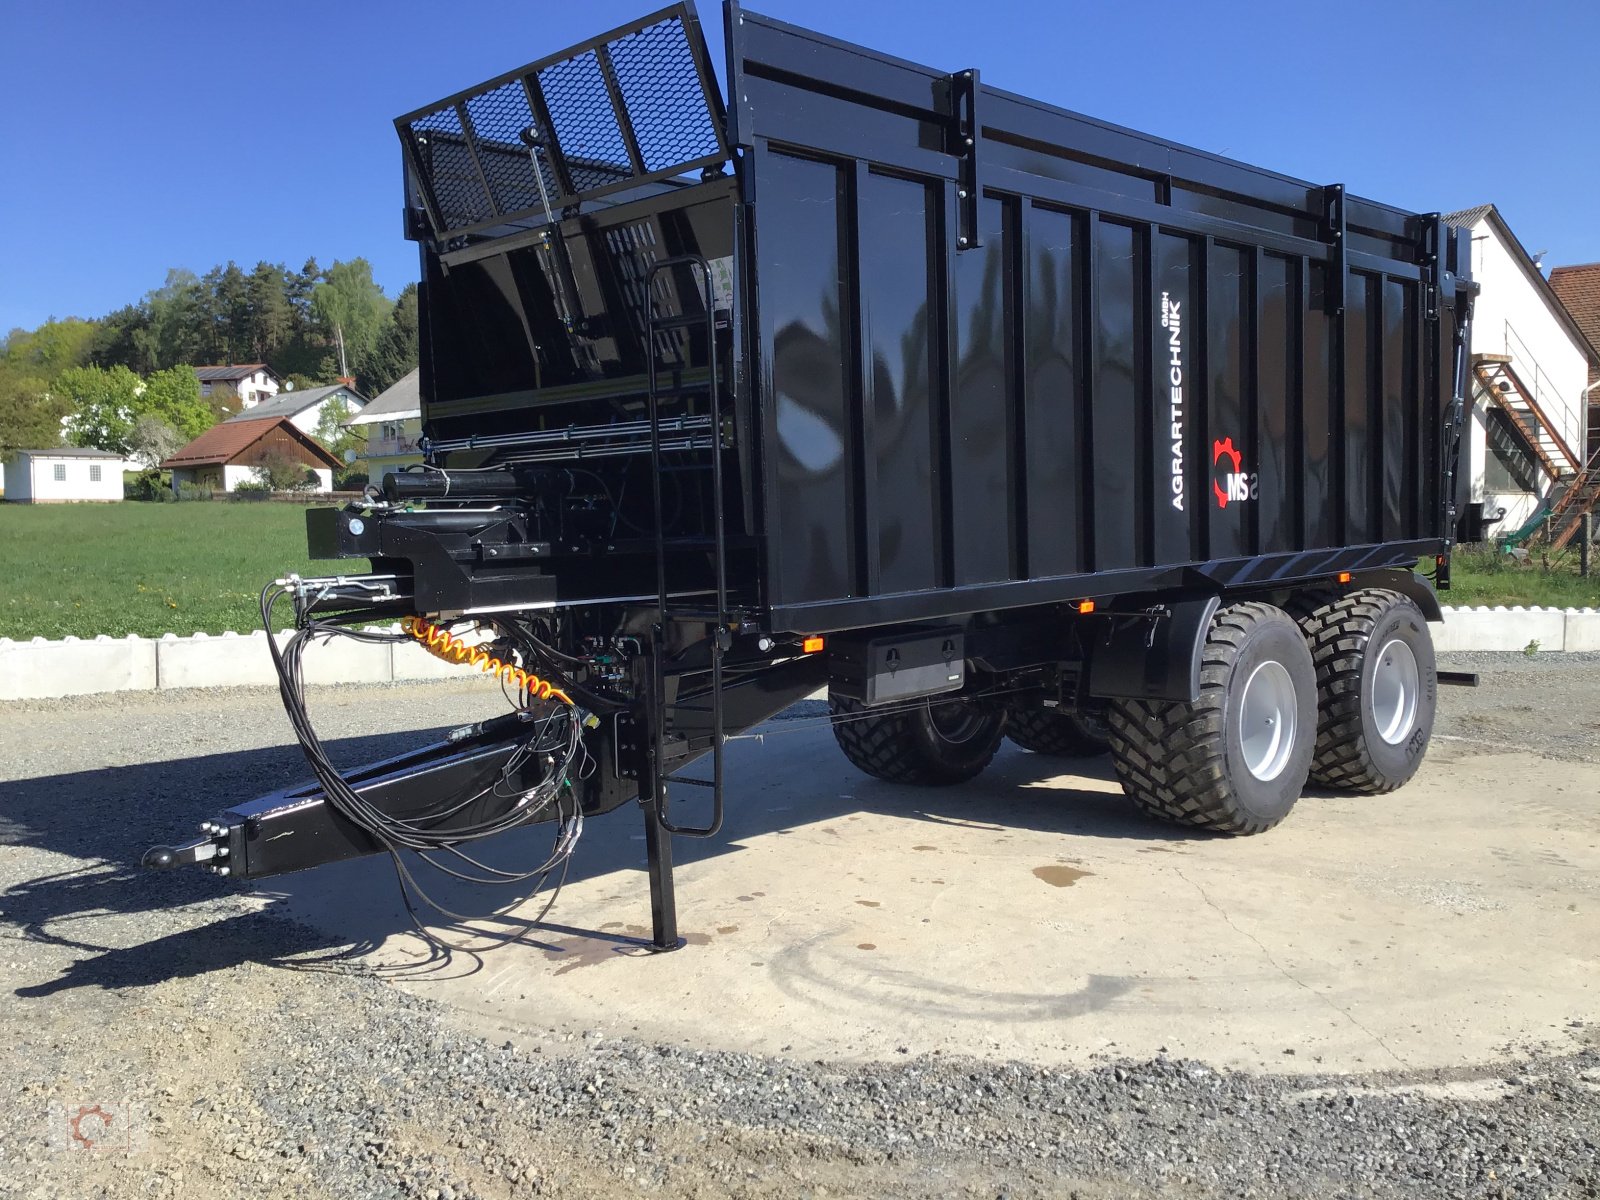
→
(1, 709, 1272, 995)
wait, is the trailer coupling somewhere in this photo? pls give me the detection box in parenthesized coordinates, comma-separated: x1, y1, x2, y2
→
(142, 570, 829, 952)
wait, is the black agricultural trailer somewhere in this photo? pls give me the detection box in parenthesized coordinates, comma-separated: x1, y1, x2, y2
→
(146, 1, 1478, 951)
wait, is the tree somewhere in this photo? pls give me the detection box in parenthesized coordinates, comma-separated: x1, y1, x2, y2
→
(128, 414, 185, 470)
(142, 366, 213, 438)
(0, 370, 70, 458)
(311, 258, 392, 385)
(57, 364, 144, 454)
(313, 395, 364, 464)
(202, 384, 243, 424)
(203, 262, 251, 363)
(2, 318, 100, 379)
(362, 284, 420, 395)
(145, 269, 208, 369)
(91, 305, 158, 375)
(250, 450, 317, 491)
(245, 262, 295, 361)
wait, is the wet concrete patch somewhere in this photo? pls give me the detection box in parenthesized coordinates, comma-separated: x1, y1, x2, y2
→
(1033, 864, 1092, 888)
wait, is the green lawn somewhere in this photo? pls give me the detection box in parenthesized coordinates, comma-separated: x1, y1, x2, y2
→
(1441, 544, 1600, 610)
(0, 502, 331, 640)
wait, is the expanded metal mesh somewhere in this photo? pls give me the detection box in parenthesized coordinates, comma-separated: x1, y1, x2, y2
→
(537, 49, 632, 194)
(609, 16, 721, 173)
(401, 7, 724, 239)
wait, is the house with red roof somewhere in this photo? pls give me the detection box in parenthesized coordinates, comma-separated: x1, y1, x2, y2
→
(161, 417, 341, 494)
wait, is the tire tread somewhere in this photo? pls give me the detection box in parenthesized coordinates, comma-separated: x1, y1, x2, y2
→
(1298, 588, 1424, 794)
(1107, 601, 1299, 835)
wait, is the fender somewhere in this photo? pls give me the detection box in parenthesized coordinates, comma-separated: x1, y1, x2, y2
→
(1349, 568, 1444, 623)
(1086, 594, 1222, 704)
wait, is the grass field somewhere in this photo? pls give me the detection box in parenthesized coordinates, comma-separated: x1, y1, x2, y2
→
(1441, 543, 1600, 609)
(1, 504, 1596, 641)
(0, 503, 326, 640)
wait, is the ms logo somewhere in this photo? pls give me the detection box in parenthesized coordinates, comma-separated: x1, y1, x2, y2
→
(1212, 437, 1257, 508)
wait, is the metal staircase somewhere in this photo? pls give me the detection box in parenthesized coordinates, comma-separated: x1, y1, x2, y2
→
(1471, 352, 1599, 550)
(1472, 353, 1581, 480)
(1540, 453, 1600, 550)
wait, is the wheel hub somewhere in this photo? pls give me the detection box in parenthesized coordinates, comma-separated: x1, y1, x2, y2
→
(1370, 637, 1420, 746)
(1238, 660, 1297, 782)
(926, 699, 987, 745)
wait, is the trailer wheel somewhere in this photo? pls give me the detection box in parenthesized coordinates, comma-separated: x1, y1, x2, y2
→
(1006, 705, 1112, 757)
(829, 693, 1005, 785)
(1296, 589, 1436, 793)
(1107, 601, 1316, 835)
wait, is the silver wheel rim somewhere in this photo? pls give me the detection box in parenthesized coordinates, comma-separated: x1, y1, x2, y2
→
(1238, 660, 1297, 782)
(1371, 637, 1420, 746)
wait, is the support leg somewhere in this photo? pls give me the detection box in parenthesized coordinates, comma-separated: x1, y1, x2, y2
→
(642, 792, 684, 952)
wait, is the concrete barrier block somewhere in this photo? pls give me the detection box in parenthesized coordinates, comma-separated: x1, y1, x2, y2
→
(0, 634, 158, 700)
(157, 630, 280, 689)
(1433, 606, 1567, 653)
(294, 629, 394, 687)
(390, 625, 493, 682)
(1564, 608, 1600, 652)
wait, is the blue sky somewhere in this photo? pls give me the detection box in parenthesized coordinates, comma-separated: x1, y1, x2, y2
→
(2, 0, 1596, 334)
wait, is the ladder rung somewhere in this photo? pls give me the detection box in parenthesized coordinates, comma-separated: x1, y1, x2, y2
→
(663, 775, 715, 788)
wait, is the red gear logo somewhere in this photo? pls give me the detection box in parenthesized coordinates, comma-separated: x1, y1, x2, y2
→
(1212, 437, 1242, 508)
(69, 1104, 113, 1149)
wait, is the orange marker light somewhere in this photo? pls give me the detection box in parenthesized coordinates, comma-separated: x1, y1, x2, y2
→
(1337, 572, 1352, 584)
(802, 636, 826, 653)
(1076, 600, 1096, 614)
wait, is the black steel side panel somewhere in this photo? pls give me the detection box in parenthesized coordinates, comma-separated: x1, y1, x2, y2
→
(731, 5, 1471, 633)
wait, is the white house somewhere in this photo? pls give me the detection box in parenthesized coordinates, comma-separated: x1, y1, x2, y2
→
(224, 382, 369, 438)
(1444, 206, 1599, 537)
(194, 364, 282, 411)
(1549, 261, 1600, 464)
(2, 447, 124, 503)
(161, 417, 341, 494)
(345, 368, 423, 484)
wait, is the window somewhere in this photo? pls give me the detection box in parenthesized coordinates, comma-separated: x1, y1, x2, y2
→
(53, 463, 66, 482)
(89, 464, 103, 482)
(200, 382, 213, 396)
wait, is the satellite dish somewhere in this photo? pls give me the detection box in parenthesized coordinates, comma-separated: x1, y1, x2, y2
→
(344, 448, 358, 464)
(285, 380, 296, 391)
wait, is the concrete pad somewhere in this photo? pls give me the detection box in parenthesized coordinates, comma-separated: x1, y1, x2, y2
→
(266, 721, 1600, 1077)
(1434, 606, 1567, 653)
(0, 635, 157, 699)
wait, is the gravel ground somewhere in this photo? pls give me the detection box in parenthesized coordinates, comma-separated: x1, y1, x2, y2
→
(1, 655, 1597, 1199)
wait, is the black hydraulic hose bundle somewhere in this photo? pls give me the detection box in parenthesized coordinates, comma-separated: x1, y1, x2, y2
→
(259, 583, 591, 948)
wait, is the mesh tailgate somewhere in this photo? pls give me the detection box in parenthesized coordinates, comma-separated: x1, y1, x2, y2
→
(397, 3, 727, 241)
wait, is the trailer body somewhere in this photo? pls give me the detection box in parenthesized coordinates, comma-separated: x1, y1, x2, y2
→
(147, 2, 1476, 951)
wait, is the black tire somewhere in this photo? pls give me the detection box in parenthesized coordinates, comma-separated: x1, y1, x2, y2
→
(1006, 705, 1112, 757)
(1295, 588, 1437, 793)
(829, 693, 1005, 785)
(1107, 601, 1317, 835)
